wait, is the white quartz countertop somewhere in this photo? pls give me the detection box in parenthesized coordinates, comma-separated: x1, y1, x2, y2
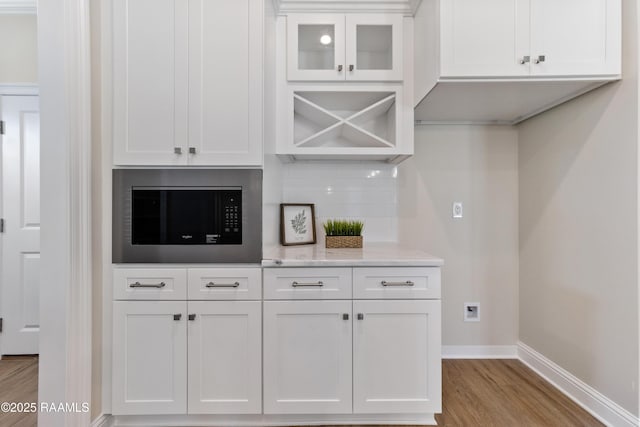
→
(262, 243, 443, 267)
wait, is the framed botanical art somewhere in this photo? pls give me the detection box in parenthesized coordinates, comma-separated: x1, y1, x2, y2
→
(280, 203, 317, 246)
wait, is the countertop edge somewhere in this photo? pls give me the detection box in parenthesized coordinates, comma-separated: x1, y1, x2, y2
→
(261, 259, 444, 268)
(261, 244, 444, 268)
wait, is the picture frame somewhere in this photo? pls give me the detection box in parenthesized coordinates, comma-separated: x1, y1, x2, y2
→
(280, 203, 317, 246)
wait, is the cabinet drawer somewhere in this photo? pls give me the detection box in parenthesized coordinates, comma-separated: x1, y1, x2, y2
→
(263, 268, 352, 300)
(188, 268, 261, 300)
(353, 267, 440, 299)
(113, 268, 187, 300)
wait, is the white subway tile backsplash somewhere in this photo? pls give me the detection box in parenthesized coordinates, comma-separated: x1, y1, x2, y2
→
(282, 162, 398, 242)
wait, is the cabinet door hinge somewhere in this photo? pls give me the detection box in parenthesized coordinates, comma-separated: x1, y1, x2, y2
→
(0, 120, 5, 135)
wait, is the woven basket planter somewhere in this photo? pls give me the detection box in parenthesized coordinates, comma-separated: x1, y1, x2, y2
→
(325, 235, 363, 249)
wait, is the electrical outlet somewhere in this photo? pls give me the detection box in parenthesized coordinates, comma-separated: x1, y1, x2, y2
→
(453, 202, 463, 219)
(464, 303, 480, 322)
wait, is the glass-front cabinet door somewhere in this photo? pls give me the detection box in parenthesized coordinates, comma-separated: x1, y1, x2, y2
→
(345, 14, 403, 81)
(287, 14, 346, 81)
(287, 14, 403, 82)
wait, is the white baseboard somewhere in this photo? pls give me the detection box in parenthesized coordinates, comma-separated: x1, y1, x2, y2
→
(91, 414, 114, 427)
(93, 345, 637, 427)
(442, 345, 518, 359)
(518, 342, 639, 427)
(111, 413, 436, 426)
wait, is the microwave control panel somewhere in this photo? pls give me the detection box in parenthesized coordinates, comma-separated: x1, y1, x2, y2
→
(223, 202, 240, 234)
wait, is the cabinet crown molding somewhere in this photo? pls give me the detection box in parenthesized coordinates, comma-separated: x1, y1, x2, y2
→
(273, 0, 420, 16)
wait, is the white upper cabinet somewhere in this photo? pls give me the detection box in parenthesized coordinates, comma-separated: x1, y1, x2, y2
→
(280, 86, 412, 162)
(440, 0, 530, 77)
(440, 0, 620, 78)
(346, 14, 404, 81)
(288, 14, 346, 81)
(112, 0, 189, 166)
(188, 0, 262, 165)
(112, 0, 263, 166)
(529, 0, 620, 76)
(288, 14, 403, 81)
(414, 0, 621, 124)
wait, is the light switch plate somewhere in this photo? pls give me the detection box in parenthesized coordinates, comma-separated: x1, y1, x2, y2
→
(453, 202, 463, 218)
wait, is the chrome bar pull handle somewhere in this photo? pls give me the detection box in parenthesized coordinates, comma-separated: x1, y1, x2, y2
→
(343, 313, 349, 320)
(381, 280, 415, 287)
(519, 56, 530, 65)
(130, 281, 166, 289)
(291, 281, 324, 287)
(206, 281, 240, 288)
(337, 64, 343, 72)
(188, 314, 196, 321)
(188, 147, 197, 154)
(349, 64, 354, 71)
(174, 147, 182, 154)
(173, 314, 182, 321)
(357, 313, 364, 320)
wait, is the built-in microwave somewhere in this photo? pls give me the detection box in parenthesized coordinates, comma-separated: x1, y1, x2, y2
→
(113, 169, 262, 263)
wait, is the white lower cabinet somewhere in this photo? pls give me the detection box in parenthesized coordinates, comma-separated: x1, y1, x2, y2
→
(263, 300, 353, 414)
(353, 299, 442, 414)
(112, 267, 263, 416)
(262, 266, 442, 417)
(188, 301, 262, 414)
(111, 265, 442, 421)
(112, 301, 188, 415)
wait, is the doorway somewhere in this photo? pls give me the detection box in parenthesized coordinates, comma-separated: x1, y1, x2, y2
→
(0, 93, 40, 356)
(0, 6, 40, 424)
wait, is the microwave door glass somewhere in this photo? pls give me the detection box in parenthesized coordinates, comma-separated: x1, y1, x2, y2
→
(131, 187, 242, 245)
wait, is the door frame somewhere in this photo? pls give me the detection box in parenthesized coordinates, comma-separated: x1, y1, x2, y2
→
(37, 0, 93, 425)
(0, 85, 39, 359)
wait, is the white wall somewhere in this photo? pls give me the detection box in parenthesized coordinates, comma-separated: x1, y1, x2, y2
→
(0, 14, 37, 83)
(397, 125, 519, 347)
(518, 0, 639, 416)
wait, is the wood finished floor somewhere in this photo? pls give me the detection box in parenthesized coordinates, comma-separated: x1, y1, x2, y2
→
(0, 357, 602, 426)
(0, 355, 38, 427)
(434, 359, 603, 426)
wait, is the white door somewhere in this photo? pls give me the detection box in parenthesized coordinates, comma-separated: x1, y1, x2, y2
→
(353, 300, 441, 414)
(188, 0, 262, 166)
(440, 0, 531, 77)
(187, 301, 261, 414)
(529, 0, 621, 76)
(0, 95, 40, 355)
(263, 300, 352, 414)
(287, 14, 346, 81)
(345, 14, 403, 81)
(112, 0, 189, 165)
(112, 301, 187, 415)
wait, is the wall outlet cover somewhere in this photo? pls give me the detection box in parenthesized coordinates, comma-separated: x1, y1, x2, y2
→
(464, 302, 480, 322)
